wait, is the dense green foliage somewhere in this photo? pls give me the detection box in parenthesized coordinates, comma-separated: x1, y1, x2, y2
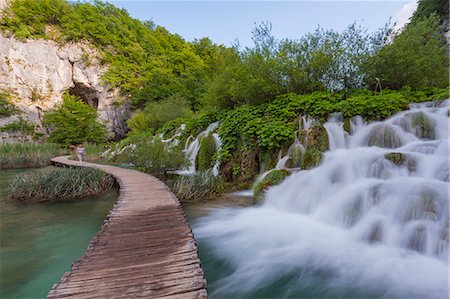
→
(6, 167, 114, 202)
(215, 88, 446, 161)
(43, 93, 107, 146)
(370, 14, 448, 90)
(1, 0, 448, 187)
(172, 171, 224, 202)
(0, 0, 219, 109)
(127, 95, 192, 135)
(0, 143, 64, 169)
(2, 0, 447, 117)
(120, 134, 187, 178)
(410, 0, 449, 26)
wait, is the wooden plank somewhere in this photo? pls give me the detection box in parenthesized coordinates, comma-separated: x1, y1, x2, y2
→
(47, 156, 207, 299)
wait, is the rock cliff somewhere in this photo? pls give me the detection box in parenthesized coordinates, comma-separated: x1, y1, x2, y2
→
(0, 31, 129, 141)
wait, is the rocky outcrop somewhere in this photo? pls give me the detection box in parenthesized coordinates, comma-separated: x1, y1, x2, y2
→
(0, 32, 129, 140)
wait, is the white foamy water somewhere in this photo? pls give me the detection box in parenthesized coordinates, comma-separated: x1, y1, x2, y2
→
(194, 100, 450, 298)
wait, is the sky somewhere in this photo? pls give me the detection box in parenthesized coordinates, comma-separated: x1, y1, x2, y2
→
(108, 0, 418, 47)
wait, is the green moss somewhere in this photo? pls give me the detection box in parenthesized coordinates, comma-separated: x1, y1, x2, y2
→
(0, 91, 19, 117)
(343, 118, 351, 133)
(385, 152, 406, 166)
(301, 148, 322, 170)
(368, 125, 403, 148)
(253, 169, 290, 201)
(259, 150, 278, 172)
(285, 143, 303, 168)
(197, 134, 216, 171)
(409, 111, 435, 139)
(384, 152, 416, 172)
(305, 125, 329, 152)
(239, 146, 259, 185)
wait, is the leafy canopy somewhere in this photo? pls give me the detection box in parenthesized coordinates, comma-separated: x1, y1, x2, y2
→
(43, 93, 107, 145)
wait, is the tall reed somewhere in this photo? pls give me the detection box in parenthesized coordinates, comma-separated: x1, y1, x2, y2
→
(0, 143, 65, 169)
(6, 167, 115, 202)
(172, 171, 224, 202)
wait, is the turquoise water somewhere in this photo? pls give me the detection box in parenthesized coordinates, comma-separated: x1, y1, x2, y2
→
(0, 167, 118, 299)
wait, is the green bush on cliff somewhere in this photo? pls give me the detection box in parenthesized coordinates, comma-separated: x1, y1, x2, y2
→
(0, 91, 19, 117)
(43, 93, 107, 146)
(0, 118, 35, 135)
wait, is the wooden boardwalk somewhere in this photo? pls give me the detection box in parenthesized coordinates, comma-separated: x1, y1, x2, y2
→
(48, 156, 207, 299)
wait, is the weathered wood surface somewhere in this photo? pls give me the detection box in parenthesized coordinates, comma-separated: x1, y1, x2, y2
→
(48, 156, 207, 299)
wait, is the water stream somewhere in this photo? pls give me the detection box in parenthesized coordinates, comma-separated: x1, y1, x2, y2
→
(191, 101, 449, 298)
(0, 167, 118, 299)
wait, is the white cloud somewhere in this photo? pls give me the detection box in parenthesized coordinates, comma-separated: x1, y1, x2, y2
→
(392, 0, 419, 32)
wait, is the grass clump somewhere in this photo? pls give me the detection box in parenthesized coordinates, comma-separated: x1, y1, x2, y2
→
(0, 143, 65, 169)
(253, 169, 289, 201)
(6, 167, 115, 202)
(172, 171, 224, 202)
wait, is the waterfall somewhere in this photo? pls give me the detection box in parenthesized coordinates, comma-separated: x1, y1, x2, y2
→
(194, 100, 449, 298)
(177, 121, 221, 175)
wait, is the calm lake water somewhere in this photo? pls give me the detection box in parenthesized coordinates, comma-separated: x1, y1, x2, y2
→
(0, 167, 118, 299)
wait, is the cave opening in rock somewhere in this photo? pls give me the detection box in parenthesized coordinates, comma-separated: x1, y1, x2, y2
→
(68, 83, 99, 110)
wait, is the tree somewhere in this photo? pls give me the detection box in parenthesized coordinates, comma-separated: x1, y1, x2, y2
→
(370, 14, 448, 90)
(43, 93, 107, 145)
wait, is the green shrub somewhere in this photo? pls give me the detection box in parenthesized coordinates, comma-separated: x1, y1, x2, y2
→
(0, 118, 35, 135)
(253, 169, 289, 201)
(120, 135, 187, 178)
(43, 93, 107, 146)
(172, 171, 224, 202)
(0, 91, 19, 117)
(0, 143, 65, 169)
(6, 167, 115, 202)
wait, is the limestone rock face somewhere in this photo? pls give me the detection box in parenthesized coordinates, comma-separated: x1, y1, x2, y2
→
(0, 32, 129, 140)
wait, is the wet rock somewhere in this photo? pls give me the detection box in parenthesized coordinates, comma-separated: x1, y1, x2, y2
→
(368, 124, 403, 148)
(253, 169, 290, 202)
(301, 148, 322, 170)
(384, 152, 406, 166)
(409, 112, 435, 139)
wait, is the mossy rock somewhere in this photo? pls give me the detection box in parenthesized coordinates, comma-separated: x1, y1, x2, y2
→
(197, 134, 216, 171)
(259, 150, 278, 172)
(409, 112, 435, 139)
(384, 152, 406, 166)
(253, 169, 290, 202)
(285, 143, 303, 168)
(384, 152, 416, 171)
(305, 125, 329, 152)
(368, 124, 403, 148)
(239, 146, 259, 185)
(301, 148, 322, 170)
(343, 118, 351, 133)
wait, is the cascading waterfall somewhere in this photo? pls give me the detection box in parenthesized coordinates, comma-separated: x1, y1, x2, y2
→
(177, 121, 221, 175)
(194, 100, 449, 298)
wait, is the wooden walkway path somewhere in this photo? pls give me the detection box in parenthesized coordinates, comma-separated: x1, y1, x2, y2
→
(48, 156, 207, 299)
